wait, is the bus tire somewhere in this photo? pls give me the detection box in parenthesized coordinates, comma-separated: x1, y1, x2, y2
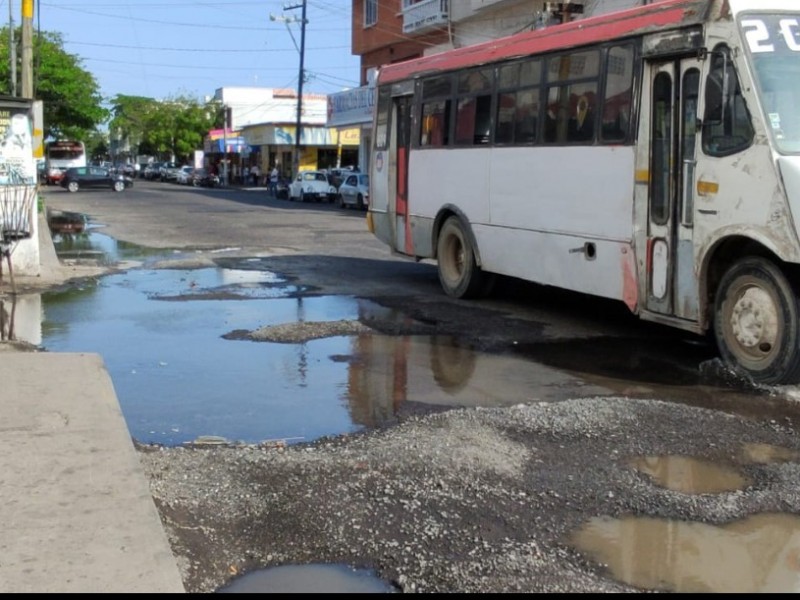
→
(714, 257, 800, 385)
(437, 216, 491, 299)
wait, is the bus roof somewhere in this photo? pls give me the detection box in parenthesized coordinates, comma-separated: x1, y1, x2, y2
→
(377, 0, 714, 86)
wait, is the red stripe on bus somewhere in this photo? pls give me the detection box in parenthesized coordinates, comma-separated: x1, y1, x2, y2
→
(379, 0, 706, 85)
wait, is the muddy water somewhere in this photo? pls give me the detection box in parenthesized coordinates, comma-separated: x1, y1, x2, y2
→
(216, 564, 397, 593)
(5, 231, 605, 446)
(570, 445, 800, 592)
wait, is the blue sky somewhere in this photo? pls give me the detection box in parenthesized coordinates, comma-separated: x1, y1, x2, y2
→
(21, 0, 360, 103)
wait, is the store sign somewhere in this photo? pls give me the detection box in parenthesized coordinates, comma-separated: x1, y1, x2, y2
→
(327, 86, 375, 127)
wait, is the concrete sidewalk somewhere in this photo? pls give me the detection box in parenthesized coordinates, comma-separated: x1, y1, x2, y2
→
(0, 352, 185, 593)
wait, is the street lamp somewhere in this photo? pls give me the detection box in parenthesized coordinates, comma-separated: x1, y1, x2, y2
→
(271, 1, 307, 180)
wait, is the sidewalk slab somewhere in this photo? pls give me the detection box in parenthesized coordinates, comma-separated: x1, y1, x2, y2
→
(0, 352, 185, 593)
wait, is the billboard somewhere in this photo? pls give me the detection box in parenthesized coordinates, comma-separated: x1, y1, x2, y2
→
(0, 96, 35, 185)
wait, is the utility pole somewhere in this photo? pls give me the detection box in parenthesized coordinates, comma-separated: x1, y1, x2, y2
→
(273, 1, 307, 180)
(21, 0, 33, 98)
(8, 2, 15, 97)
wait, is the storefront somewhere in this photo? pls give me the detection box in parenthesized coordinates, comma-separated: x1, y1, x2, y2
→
(203, 128, 256, 183)
(326, 82, 375, 174)
(240, 124, 359, 179)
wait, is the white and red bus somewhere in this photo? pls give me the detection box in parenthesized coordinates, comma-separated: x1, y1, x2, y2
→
(45, 140, 86, 185)
(368, 0, 800, 384)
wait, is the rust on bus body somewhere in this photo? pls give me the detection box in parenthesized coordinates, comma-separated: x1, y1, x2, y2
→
(378, 0, 713, 86)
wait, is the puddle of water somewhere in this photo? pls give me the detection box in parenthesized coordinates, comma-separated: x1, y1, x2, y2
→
(630, 455, 750, 494)
(52, 227, 192, 266)
(215, 564, 397, 593)
(5, 263, 589, 447)
(570, 512, 800, 592)
(741, 443, 800, 464)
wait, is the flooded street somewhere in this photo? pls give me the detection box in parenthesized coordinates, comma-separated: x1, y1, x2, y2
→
(10, 229, 614, 446)
(29, 186, 800, 593)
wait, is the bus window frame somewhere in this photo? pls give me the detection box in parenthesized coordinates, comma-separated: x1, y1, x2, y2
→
(405, 39, 638, 151)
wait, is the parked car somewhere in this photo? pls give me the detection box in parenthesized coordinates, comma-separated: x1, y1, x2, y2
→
(60, 166, 133, 193)
(288, 170, 337, 203)
(144, 162, 162, 180)
(160, 162, 180, 182)
(114, 163, 135, 178)
(328, 167, 356, 190)
(176, 165, 194, 185)
(337, 173, 369, 210)
(190, 168, 219, 188)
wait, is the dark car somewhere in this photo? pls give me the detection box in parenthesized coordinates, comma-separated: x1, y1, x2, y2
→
(60, 166, 134, 193)
(190, 168, 219, 188)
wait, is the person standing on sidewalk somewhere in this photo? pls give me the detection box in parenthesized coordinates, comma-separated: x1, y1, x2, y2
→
(242, 165, 250, 186)
(251, 164, 260, 186)
(269, 164, 279, 196)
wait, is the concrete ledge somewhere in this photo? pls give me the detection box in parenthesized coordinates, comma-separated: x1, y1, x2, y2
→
(0, 353, 185, 592)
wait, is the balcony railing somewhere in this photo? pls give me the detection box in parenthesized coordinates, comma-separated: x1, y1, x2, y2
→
(402, 0, 449, 34)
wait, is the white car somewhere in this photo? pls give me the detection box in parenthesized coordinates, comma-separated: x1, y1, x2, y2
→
(176, 165, 194, 185)
(337, 173, 369, 210)
(288, 171, 337, 203)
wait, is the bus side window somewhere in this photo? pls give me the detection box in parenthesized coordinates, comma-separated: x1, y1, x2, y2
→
(455, 69, 493, 145)
(702, 45, 755, 156)
(601, 44, 634, 142)
(421, 100, 451, 147)
(496, 93, 516, 144)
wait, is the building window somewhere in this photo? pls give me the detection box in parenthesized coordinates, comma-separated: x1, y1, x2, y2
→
(364, 0, 377, 27)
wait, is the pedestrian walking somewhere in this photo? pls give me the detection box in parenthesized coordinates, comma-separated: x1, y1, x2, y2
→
(251, 164, 260, 186)
(269, 164, 279, 196)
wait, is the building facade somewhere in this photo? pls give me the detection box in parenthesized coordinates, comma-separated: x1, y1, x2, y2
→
(207, 87, 358, 182)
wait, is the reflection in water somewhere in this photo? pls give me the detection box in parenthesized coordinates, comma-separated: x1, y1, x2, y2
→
(342, 333, 571, 428)
(742, 443, 800, 464)
(29, 264, 604, 445)
(216, 564, 396, 593)
(0, 296, 15, 340)
(571, 513, 800, 592)
(630, 455, 750, 494)
(0, 293, 41, 343)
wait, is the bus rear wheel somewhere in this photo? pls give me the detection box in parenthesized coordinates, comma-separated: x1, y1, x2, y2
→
(436, 216, 494, 299)
(714, 257, 800, 385)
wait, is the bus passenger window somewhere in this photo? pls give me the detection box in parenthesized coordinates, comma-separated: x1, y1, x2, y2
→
(514, 90, 539, 144)
(421, 100, 451, 147)
(455, 95, 491, 145)
(496, 93, 516, 144)
(601, 45, 634, 142)
(545, 83, 597, 144)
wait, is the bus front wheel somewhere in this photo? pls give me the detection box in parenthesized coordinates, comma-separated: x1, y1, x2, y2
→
(714, 257, 800, 385)
(436, 216, 494, 299)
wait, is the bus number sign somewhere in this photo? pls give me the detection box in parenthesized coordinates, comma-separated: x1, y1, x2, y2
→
(742, 17, 800, 54)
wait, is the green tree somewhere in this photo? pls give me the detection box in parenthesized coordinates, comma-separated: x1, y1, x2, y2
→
(84, 129, 110, 163)
(0, 28, 108, 140)
(110, 94, 221, 164)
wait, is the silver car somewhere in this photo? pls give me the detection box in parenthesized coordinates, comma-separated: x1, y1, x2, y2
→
(337, 173, 369, 210)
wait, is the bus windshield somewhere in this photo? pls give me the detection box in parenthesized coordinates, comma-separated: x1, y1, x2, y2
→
(48, 147, 84, 160)
(742, 14, 800, 154)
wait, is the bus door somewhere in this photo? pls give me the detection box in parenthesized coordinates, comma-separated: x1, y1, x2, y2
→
(644, 57, 701, 322)
(393, 95, 413, 255)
